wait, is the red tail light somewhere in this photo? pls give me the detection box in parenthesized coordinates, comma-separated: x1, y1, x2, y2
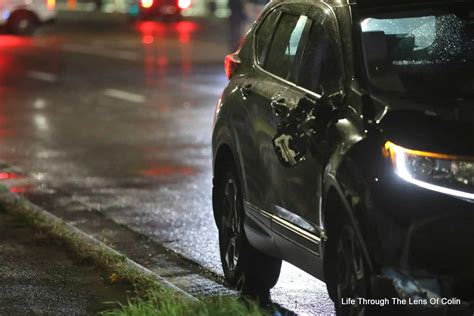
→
(141, 0, 153, 8)
(178, 0, 191, 9)
(224, 53, 241, 79)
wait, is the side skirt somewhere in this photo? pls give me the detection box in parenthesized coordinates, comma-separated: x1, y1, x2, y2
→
(244, 201, 325, 279)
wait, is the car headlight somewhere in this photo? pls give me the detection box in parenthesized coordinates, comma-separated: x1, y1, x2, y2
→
(384, 141, 474, 199)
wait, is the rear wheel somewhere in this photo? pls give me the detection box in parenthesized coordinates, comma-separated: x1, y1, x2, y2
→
(214, 160, 281, 299)
(7, 11, 38, 35)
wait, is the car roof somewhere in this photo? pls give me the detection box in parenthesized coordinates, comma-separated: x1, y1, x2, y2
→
(270, 0, 471, 19)
(349, 0, 469, 10)
(274, 0, 469, 9)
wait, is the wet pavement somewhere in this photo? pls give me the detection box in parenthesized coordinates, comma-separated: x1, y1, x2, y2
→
(0, 208, 131, 315)
(0, 11, 335, 315)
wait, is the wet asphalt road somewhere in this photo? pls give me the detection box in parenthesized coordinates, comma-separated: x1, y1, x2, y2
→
(0, 12, 334, 315)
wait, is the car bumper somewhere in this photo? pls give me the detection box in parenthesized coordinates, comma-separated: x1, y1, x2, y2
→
(37, 8, 57, 23)
(371, 268, 474, 315)
(366, 171, 474, 314)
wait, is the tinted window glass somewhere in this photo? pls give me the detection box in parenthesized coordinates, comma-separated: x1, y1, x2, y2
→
(360, 6, 474, 96)
(264, 14, 309, 80)
(297, 22, 342, 94)
(256, 10, 280, 64)
(362, 16, 436, 50)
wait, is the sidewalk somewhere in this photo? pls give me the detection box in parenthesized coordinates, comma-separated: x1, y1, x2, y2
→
(0, 209, 131, 315)
(0, 191, 267, 316)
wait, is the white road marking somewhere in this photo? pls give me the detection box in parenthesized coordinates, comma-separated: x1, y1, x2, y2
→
(62, 44, 139, 61)
(33, 113, 49, 131)
(167, 79, 224, 96)
(27, 71, 57, 82)
(103, 89, 145, 103)
(33, 98, 47, 110)
(188, 83, 223, 95)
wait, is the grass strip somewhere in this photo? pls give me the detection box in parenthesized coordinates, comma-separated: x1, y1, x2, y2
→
(0, 186, 267, 315)
(0, 186, 188, 297)
(102, 288, 266, 316)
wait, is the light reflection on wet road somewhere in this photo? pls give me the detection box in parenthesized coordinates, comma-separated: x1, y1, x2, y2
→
(0, 13, 334, 315)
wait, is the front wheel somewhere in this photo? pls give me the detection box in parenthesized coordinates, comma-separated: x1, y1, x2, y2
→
(7, 11, 38, 35)
(335, 224, 371, 316)
(214, 160, 281, 299)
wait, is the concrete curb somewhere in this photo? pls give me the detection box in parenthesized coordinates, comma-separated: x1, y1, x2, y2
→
(0, 186, 198, 301)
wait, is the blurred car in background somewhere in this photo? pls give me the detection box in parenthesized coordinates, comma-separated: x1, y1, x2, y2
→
(0, 0, 56, 35)
(129, 0, 191, 21)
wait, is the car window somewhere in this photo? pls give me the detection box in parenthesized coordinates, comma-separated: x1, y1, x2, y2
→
(264, 14, 310, 80)
(255, 10, 280, 65)
(361, 16, 436, 50)
(296, 20, 343, 95)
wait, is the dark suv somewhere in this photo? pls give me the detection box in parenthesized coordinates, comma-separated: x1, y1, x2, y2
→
(212, 0, 474, 315)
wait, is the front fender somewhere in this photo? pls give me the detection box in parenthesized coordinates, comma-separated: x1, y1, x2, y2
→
(323, 131, 391, 271)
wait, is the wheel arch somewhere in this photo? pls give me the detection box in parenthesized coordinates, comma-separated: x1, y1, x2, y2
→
(212, 139, 247, 230)
(321, 136, 386, 282)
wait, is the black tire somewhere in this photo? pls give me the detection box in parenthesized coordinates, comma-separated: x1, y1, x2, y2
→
(214, 160, 281, 297)
(7, 11, 38, 35)
(334, 224, 371, 316)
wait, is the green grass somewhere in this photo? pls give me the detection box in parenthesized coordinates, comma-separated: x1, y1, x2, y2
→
(102, 289, 267, 316)
(0, 187, 267, 316)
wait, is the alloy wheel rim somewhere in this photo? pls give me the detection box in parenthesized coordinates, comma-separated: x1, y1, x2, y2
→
(223, 178, 241, 272)
(18, 18, 30, 30)
(336, 227, 366, 316)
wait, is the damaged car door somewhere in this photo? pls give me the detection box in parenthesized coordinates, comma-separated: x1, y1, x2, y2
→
(244, 4, 313, 228)
(269, 2, 345, 276)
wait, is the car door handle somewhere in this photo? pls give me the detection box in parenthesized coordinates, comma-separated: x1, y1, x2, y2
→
(271, 98, 288, 117)
(239, 83, 252, 97)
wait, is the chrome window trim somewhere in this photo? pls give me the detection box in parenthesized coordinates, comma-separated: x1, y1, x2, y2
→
(252, 1, 346, 100)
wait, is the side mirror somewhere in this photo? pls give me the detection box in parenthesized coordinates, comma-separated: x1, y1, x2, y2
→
(362, 31, 389, 77)
(273, 132, 307, 168)
(272, 95, 315, 168)
(272, 93, 340, 168)
(362, 96, 376, 124)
